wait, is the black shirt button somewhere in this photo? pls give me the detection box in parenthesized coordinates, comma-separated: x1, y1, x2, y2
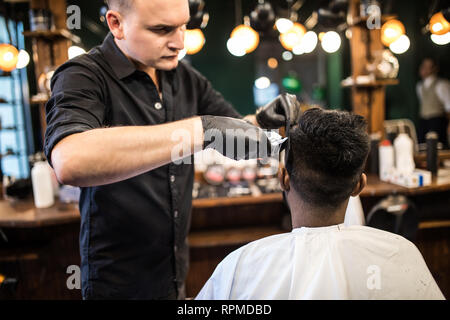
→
(154, 102, 162, 110)
(170, 175, 175, 183)
(174, 210, 178, 218)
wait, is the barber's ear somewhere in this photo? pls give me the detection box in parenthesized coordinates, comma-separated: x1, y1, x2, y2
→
(278, 167, 290, 192)
(351, 173, 367, 197)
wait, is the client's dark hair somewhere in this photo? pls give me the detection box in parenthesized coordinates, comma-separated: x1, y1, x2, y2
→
(286, 108, 370, 208)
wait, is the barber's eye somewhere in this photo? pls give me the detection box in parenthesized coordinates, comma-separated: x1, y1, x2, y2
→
(150, 27, 174, 34)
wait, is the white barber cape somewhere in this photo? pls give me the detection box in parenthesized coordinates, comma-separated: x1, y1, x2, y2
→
(195, 223, 444, 300)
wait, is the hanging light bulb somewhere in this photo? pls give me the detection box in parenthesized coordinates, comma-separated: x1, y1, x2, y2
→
(321, 31, 341, 53)
(430, 32, 450, 45)
(279, 23, 306, 51)
(429, 11, 450, 35)
(275, 18, 294, 34)
(267, 57, 278, 69)
(254, 76, 271, 90)
(16, 49, 30, 69)
(230, 24, 260, 54)
(184, 29, 205, 55)
(0, 44, 19, 72)
(381, 19, 405, 46)
(178, 48, 187, 60)
(293, 31, 318, 55)
(68, 46, 86, 59)
(389, 34, 410, 54)
(282, 51, 293, 61)
(227, 37, 246, 57)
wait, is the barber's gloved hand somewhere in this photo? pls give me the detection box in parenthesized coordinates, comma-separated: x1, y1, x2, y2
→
(200, 116, 272, 161)
(255, 93, 301, 129)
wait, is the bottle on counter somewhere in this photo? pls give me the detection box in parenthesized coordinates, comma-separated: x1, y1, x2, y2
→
(31, 160, 55, 208)
(379, 139, 394, 181)
(369, 132, 381, 175)
(394, 133, 415, 175)
(426, 131, 438, 175)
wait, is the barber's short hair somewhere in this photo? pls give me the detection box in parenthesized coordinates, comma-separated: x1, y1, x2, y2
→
(106, 0, 134, 13)
(286, 108, 369, 208)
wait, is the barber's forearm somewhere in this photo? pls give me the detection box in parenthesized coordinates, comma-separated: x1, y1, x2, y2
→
(51, 117, 204, 187)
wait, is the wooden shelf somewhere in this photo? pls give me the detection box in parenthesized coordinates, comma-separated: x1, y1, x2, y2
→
(341, 79, 399, 88)
(192, 192, 283, 209)
(188, 226, 284, 249)
(23, 29, 80, 44)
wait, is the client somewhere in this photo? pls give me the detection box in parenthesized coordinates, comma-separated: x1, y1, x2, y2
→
(196, 108, 444, 300)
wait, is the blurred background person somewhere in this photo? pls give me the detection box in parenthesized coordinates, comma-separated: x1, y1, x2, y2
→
(417, 57, 450, 148)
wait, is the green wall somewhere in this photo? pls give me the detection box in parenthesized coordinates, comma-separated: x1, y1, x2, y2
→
(189, 1, 256, 116)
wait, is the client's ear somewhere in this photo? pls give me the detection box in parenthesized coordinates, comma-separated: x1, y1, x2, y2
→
(351, 173, 367, 197)
(278, 167, 290, 192)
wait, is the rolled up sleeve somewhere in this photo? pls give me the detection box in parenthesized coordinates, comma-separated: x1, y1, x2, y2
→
(44, 62, 107, 167)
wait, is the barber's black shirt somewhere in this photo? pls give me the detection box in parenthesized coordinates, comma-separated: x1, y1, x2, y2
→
(44, 33, 242, 299)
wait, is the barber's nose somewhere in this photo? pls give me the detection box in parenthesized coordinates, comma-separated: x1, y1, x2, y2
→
(169, 28, 185, 51)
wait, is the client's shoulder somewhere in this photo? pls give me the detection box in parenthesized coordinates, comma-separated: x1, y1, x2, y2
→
(341, 225, 418, 251)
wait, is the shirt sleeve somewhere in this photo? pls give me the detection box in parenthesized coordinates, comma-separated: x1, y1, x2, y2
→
(436, 79, 450, 112)
(44, 61, 107, 167)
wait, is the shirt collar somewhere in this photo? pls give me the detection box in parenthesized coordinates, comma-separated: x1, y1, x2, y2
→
(99, 32, 178, 86)
(100, 32, 137, 80)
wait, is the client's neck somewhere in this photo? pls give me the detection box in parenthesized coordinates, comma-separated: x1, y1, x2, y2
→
(289, 192, 348, 229)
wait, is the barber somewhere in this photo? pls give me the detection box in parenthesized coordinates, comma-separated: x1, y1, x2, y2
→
(45, 0, 298, 299)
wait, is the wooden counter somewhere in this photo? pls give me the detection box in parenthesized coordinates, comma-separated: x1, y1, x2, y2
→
(0, 201, 79, 228)
(0, 175, 449, 299)
(2, 174, 449, 228)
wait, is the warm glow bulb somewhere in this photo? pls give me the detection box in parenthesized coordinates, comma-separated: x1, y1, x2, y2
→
(430, 32, 450, 45)
(267, 57, 278, 69)
(16, 50, 30, 69)
(178, 48, 187, 60)
(0, 44, 19, 72)
(279, 23, 306, 51)
(254, 76, 271, 90)
(184, 29, 205, 55)
(429, 12, 450, 35)
(230, 25, 260, 54)
(381, 19, 405, 46)
(227, 37, 246, 57)
(321, 31, 341, 53)
(68, 46, 86, 59)
(275, 18, 294, 34)
(293, 31, 317, 55)
(389, 34, 410, 54)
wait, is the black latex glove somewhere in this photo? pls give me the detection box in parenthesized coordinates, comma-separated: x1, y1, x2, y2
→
(255, 93, 301, 129)
(201, 116, 272, 161)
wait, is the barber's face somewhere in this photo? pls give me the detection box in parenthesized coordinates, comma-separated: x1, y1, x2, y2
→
(110, 0, 189, 70)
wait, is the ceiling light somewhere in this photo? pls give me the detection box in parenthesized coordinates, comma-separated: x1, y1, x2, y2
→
(275, 18, 294, 34)
(0, 44, 19, 72)
(381, 19, 405, 46)
(321, 31, 341, 53)
(389, 34, 410, 54)
(184, 29, 205, 55)
(16, 50, 30, 69)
